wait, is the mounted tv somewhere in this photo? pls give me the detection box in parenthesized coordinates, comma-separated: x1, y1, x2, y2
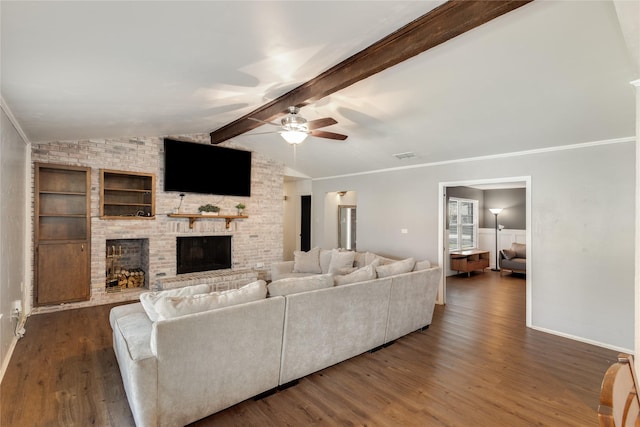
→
(164, 138, 251, 196)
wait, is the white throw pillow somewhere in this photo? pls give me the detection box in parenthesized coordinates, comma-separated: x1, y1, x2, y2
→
(292, 247, 322, 273)
(327, 249, 356, 274)
(154, 280, 267, 320)
(334, 264, 377, 286)
(413, 259, 432, 271)
(354, 251, 379, 268)
(319, 249, 333, 274)
(140, 283, 211, 322)
(375, 257, 416, 278)
(267, 274, 334, 297)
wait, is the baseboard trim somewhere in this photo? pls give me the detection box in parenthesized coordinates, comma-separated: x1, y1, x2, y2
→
(529, 325, 633, 354)
(0, 335, 19, 384)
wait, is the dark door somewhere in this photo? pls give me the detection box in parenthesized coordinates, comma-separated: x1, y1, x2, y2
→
(301, 195, 311, 251)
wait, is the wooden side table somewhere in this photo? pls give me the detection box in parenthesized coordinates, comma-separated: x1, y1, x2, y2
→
(450, 250, 490, 277)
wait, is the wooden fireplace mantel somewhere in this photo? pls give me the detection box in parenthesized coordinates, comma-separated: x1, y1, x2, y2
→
(167, 213, 248, 229)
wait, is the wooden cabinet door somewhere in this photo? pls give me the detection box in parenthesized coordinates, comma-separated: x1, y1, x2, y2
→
(36, 242, 89, 305)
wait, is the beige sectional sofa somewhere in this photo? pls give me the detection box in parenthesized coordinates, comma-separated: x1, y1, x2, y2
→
(110, 249, 441, 427)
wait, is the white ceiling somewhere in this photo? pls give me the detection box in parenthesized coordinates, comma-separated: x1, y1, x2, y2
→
(1, 1, 637, 179)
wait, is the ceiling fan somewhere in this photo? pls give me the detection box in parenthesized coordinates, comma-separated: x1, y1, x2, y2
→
(248, 106, 348, 144)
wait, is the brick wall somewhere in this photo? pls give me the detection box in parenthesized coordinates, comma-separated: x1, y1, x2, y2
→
(31, 134, 284, 312)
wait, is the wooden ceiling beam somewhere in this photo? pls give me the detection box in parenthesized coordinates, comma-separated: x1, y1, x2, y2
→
(210, 0, 533, 144)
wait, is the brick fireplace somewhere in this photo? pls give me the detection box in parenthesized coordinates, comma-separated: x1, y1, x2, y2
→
(31, 133, 285, 312)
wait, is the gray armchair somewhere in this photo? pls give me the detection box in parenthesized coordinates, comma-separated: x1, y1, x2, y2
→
(499, 242, 526, 276)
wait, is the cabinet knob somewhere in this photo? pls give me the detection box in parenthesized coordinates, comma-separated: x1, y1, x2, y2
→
(81, 244, 84, 251)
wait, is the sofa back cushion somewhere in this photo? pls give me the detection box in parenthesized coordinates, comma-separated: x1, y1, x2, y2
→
(511, 243, 526, 258)
(375, 257, 416, 278)
(268, 274, 334, 297)
(154, 280, 267, 320)
(140, 283, 211, 322)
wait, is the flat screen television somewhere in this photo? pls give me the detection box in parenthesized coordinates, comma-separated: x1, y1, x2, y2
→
(164, 138, 251, 196)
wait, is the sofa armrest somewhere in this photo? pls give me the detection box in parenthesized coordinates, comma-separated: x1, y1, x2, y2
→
(271, 260, 295, 282)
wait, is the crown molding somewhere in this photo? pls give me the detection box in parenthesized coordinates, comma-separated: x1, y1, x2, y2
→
(0, 96, 30, 145)
(313, 136, 636, 181)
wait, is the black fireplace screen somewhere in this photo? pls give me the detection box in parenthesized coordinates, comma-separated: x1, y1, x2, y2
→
(176, 236, 231, 274)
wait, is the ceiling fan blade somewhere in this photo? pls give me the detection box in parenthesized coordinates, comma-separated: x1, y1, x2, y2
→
(307, 117, 338, 130)
(248, 117, 280, 127)
(244, 131, 282, 136)
(310, 130, 348, 141)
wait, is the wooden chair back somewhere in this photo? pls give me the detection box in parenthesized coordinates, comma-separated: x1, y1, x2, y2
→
(599, 353, 640, 427)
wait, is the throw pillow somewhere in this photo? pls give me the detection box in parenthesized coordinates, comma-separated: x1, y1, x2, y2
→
(335, 266, 357, 275)
(140, 283, 211, 322)
(413, 259, 432, 271)
(327, 249, 356, 274)
(319, 249, 333, 274)
(267, 274, 334, 297)
(292, 247, 322, 273)
(154, 280, 267, 321)
(375, 257, 416, 278)
(501, 249, 516, 260)
(354, 251, 380, 268)
(334, 264, 377, 286)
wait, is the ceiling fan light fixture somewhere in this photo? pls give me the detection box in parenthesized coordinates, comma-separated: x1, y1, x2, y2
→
(281, 130, 308, 144)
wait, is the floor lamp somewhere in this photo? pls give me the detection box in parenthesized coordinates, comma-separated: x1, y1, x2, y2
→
(489, 208, 503, 271)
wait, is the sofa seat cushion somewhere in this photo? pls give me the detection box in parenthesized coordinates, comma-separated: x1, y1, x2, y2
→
(268, 274, 334, 297)
(114, 310, 154, 361)
(501, 258, 526, 271)
(154, 280, 267, 320)
(376, 257, 416, 278)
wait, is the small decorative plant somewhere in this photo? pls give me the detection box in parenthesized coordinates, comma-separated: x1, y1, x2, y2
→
(235, 203, 246, 214)
(198, 204, 220, 214)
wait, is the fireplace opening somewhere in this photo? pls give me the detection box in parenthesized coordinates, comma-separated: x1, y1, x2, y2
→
(177, 236, 231, 274)
(106, 238, 149, 292)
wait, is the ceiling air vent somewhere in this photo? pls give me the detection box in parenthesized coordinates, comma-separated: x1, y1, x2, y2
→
(392, 152, 416, 160)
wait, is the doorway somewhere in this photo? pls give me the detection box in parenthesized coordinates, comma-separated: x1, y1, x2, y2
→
(338, 205, 357, 250)
(300, 195, 311, 252)
(438, 177, 532, 327)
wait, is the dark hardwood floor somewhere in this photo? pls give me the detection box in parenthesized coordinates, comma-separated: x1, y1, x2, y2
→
(1, 272, 618, 426)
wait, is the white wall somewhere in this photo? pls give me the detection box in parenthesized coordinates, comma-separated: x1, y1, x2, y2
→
(0, 107, 29, 381)
(283, 179, 311, 260)
(312, 141, 635, 351)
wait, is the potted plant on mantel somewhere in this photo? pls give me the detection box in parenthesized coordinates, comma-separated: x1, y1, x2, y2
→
(235, 203, 246, 215)
(198, 204, 220, 216)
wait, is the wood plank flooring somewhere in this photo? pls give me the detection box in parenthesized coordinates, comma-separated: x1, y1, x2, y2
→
(1, 272, 618, 426)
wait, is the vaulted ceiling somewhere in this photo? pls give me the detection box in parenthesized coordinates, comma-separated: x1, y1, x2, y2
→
(1, 1, 637, 179)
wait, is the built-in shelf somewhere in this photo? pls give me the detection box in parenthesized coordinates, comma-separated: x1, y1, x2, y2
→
(100, 169, 155, 219)
(168, 214, 248, 229)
